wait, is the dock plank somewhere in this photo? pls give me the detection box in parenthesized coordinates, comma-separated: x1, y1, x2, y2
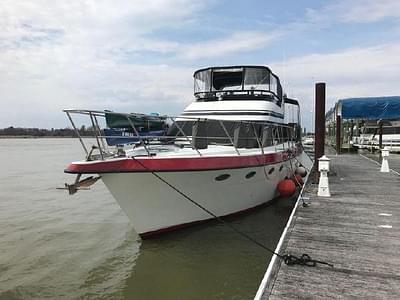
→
(262, 154, 400, 299)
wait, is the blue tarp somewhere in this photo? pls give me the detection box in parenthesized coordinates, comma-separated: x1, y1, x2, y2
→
(103, 128, 166, 146)
(339, 96, 400, 120)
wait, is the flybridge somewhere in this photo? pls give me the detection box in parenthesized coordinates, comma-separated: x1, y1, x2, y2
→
(193, 66, 283, 105)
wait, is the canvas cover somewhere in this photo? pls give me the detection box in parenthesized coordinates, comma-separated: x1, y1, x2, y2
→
(339, 96, 400, 120)
(103, 128, 165, 146)
(105, 113, 166, 130)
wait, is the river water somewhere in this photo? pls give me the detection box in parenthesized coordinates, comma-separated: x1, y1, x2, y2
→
(0, 138, 297, 300)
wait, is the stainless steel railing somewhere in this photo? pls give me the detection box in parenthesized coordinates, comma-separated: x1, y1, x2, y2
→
(63, 109, 300, 161)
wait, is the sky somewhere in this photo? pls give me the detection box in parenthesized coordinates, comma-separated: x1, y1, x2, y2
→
(1, 0, 400, 131)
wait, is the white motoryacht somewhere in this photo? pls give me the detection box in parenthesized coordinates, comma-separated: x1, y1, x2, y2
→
(63, 66, 311, 237)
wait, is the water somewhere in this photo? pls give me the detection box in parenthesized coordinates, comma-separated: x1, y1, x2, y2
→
(0, 138, 297, 299)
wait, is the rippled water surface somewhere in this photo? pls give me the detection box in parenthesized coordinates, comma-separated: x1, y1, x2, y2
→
(0, 138, 297, 299)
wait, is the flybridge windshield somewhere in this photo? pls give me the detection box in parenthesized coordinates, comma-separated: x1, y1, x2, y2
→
(212, 68, 243, 91)
(194, 66, 282, 98)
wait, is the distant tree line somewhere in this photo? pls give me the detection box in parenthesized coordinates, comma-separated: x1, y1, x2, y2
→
(0, 125, 95, 137)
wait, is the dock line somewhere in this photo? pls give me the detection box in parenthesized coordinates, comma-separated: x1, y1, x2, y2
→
(262, 154, 400, 298)
(133, 155, 332, 271)
(283, 253, 333, 267)
(254, 161, 323, 300)
(132, 156, 288, 255)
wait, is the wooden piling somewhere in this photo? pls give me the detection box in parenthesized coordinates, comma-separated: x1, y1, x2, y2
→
(314, 83, 326, 181)
(336, 115, 341, 154)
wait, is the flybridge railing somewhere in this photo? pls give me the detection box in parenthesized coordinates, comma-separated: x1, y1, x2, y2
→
(63, 109, 300, 161)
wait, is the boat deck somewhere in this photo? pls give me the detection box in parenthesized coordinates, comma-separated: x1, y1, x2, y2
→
(258, 153, 400, 299)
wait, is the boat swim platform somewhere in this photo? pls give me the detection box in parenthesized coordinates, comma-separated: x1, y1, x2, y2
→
(256, 153, 400, 299)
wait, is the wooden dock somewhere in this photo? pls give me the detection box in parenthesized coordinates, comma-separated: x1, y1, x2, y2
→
(257, 154, 400, 299)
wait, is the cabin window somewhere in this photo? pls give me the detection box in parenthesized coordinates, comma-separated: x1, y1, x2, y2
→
(270, 75, 278, 98)
(277, 84, 283, 106)
(245, 171, 256, 179)
(268, 167, 275, 175)
(215, 174, 231, 181)
(167, 121, 297, 148)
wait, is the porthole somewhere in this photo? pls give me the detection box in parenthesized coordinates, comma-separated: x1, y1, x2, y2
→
(268, 167, 275, 175)
(279, 165, 284, 172)
(245, 171, 256, 179)
(215, 174, 231, 181)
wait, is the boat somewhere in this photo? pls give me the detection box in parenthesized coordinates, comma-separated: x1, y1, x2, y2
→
(352, 120, 400, 152)
(302, 135, 314, 146)
(325, 96, 400, 152)
(63, 65, 311, 238)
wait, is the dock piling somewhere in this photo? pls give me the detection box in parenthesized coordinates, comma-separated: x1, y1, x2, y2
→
(380, 147, 390, 172)
(317, 155, 331, 197)
(378, 120, 383, 149)
(315, 82, 326, 180)
(336, 115, 341, 154)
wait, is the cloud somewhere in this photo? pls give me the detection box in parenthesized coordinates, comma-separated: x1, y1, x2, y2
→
(337, 0, 400, 23)
(306, 0, 400, 24)
(275, 42, 400, 93)
(1, 0, 399, 131)
(0, 0, 210, 56)
(0, 0, 210, 127)
(271, 42, 400, 130)
(179, 31, 280, 60)
(0, 0, 284, 128)
(0, 45, 194, 127)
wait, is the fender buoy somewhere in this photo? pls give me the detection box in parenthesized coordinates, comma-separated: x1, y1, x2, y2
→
(295, 166, 307, 178)
(277, 179, 296, 197)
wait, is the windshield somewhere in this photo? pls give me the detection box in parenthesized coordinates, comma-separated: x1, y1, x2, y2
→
(194, 69, 211, 94)
(212, 68, 243, 91)
(244, 67, 270, 90)
(193, 66, 282, 100)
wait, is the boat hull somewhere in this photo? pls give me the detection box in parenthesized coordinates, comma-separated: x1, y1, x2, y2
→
(100, 151, 310, 237)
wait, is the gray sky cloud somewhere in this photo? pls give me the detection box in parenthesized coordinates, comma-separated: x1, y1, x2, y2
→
(306, 0, 400, 24)
(0, 0, 400, 131)
(271, 42, 400, 131)
(179, 31, 280, 60)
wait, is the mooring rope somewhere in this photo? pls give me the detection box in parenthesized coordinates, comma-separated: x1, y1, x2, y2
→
(283, 254, 333, 267)
(131, 156, 333, 268)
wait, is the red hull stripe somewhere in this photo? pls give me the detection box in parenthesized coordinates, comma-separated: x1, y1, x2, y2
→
(66, 148, 301, 174)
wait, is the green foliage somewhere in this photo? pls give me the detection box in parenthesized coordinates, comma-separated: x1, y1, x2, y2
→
(0, 126, 94, 137)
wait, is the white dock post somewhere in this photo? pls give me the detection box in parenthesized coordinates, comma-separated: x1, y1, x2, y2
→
(380, 147, 390, 172)
(318, 155, 331, 197)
